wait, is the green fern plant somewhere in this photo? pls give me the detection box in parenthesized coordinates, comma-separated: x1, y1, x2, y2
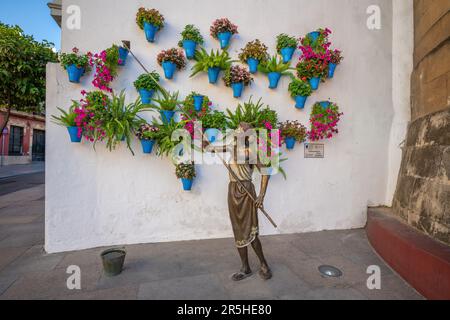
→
(51, 102, 79, 127)
(258, 56, 293, 75)
(149, 91, 181, 112)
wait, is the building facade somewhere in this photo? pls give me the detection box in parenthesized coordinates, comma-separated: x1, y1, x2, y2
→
(0, 109, 46, 166)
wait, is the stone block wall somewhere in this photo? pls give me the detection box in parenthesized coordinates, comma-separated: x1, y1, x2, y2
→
(393, 0, 450, 244)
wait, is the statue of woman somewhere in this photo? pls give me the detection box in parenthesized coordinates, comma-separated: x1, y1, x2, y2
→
(205, 122, 272, 281)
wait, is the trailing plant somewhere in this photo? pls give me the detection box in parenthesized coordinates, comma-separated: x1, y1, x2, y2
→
(226, 97, 278, 130)
(88, 45, 120, 92)
(330, 49, 344, 65)
(75, 90, 111, 143)
(296, 58, 329, 80)
(223, 65, 253, 87)
(157, 48, 186, 70)
(175, 163, 196, 180)
(258, 56, 292, 75)
(135, 122, 161, 141)
(238, 39, 269, 63)
(190, 49, 235, 77)
(59, 47, 90, 71)
(210, 18, 238, 39)
(309, 102, 343, 141)
(178, 24, 204, 47)
(279, 120, 307, 142)
(51, 102, 79, 127)
(150, 91, 181, 112)
(201, 110, 227, 129)
(133, 72, 161, 91)
(136, 7, 165, 30)
(276, 34, 297, 53)
(288, 78, 312, 97)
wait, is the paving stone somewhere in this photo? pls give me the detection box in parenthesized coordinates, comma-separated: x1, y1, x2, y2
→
(57, 286, 138, 300)
(0, 265, 102, 300)
(138, 274, 229, 300)
(0, 232, 44, 249)
(0, 247, 29, 271)
(305, 287, 367, 300)
(1, 245, 65, 276)
(353, 274, 424, 300)
(218, 263, 312, 300)
(0, 275, 19, 296)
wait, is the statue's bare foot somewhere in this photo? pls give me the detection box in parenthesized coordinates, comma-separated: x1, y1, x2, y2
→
(259, 265, 272, 280)
(231, 269, 252, 281)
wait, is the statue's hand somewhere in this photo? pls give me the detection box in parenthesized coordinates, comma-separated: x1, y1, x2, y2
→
(255, 194, 265, 209)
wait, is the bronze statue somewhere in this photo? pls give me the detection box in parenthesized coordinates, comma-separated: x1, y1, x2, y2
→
(205, 122, 272, 281)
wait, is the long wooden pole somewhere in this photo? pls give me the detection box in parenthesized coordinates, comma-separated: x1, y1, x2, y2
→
(121, 41, 278, 229)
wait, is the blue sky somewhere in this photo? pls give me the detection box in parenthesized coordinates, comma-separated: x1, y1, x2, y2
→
(0, 0, 61, 50)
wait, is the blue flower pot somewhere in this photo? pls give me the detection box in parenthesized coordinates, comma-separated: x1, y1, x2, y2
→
(285, 137, 296, 150)
(193, 95, 204, 112)
(295, 96, 308, 109)
(320, 101, 331, 109)
(281, 47, 295, 63)
(181, 178, 193, 191)
(66, 64, 83, 83)
(162, 61, 176, 79)
(118, 47, 129, 66)
(328, 63, 337, 78)
(183, 40, 197, 59)
(160, 110, 175, 124)
(217, 32, 232, 49)
(67, 126, 82, 143)
(308, 31, 320, 44)
(268, 72, 282, 89)
(309, 77, 321, 90)
(141, 140, 155, 154)
(205, 128, 220, 143)
(247, 58, 259, 74)
(138, 89, 155, 105)
(231, 82, 244, 98)
(144, 22, 159, 43)
(208, 67, 221, 84)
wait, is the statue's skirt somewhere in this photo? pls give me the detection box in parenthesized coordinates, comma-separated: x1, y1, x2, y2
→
(228, 181, 259, 248)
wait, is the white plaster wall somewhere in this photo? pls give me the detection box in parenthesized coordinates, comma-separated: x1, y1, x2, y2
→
(46, 0, 410, 253)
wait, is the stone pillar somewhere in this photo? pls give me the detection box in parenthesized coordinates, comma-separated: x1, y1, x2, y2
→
(392, 0, 450, 245)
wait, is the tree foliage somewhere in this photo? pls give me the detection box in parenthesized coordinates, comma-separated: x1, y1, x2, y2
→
(0, 23, 57, 130)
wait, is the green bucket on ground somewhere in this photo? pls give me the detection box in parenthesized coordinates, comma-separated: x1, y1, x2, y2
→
(101, 248, 126, 277)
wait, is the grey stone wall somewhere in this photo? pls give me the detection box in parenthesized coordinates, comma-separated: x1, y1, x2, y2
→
(393, 109, 450, 244)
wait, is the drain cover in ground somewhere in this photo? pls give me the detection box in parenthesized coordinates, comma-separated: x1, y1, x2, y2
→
(318, 265, 343, 278)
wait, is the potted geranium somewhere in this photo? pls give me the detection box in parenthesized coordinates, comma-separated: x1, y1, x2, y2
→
(51, 102, 83, 143)
(59, 47, 90, 83)
(202, 110, 227, 143)
(210, 18, 238, 49)
(288, 78, 312, 109)
(133, 72, 160, 104)
(136, 7, 165, 43)
(238, 39, 269, 74)
(328, 49, 343, 78)
(191, 48, 235, 84)
(279, 120, 307, 150)
(176, 163, 196, 191)
(183, 92, 212, 114)
(223, 65, 253, 98)
(178, 24, 204, 59)
(309, 101, 343, 141)
(157, 48, 186, 80)
(258, 56, 292, 89)
(135, 122, 160, 154)
(150, 91, 181, 124)
(276, 34, 297, 63)
(296, 58, 328, 90)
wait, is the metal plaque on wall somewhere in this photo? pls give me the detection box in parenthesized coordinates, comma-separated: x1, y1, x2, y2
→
(305, 143, 325, 158)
